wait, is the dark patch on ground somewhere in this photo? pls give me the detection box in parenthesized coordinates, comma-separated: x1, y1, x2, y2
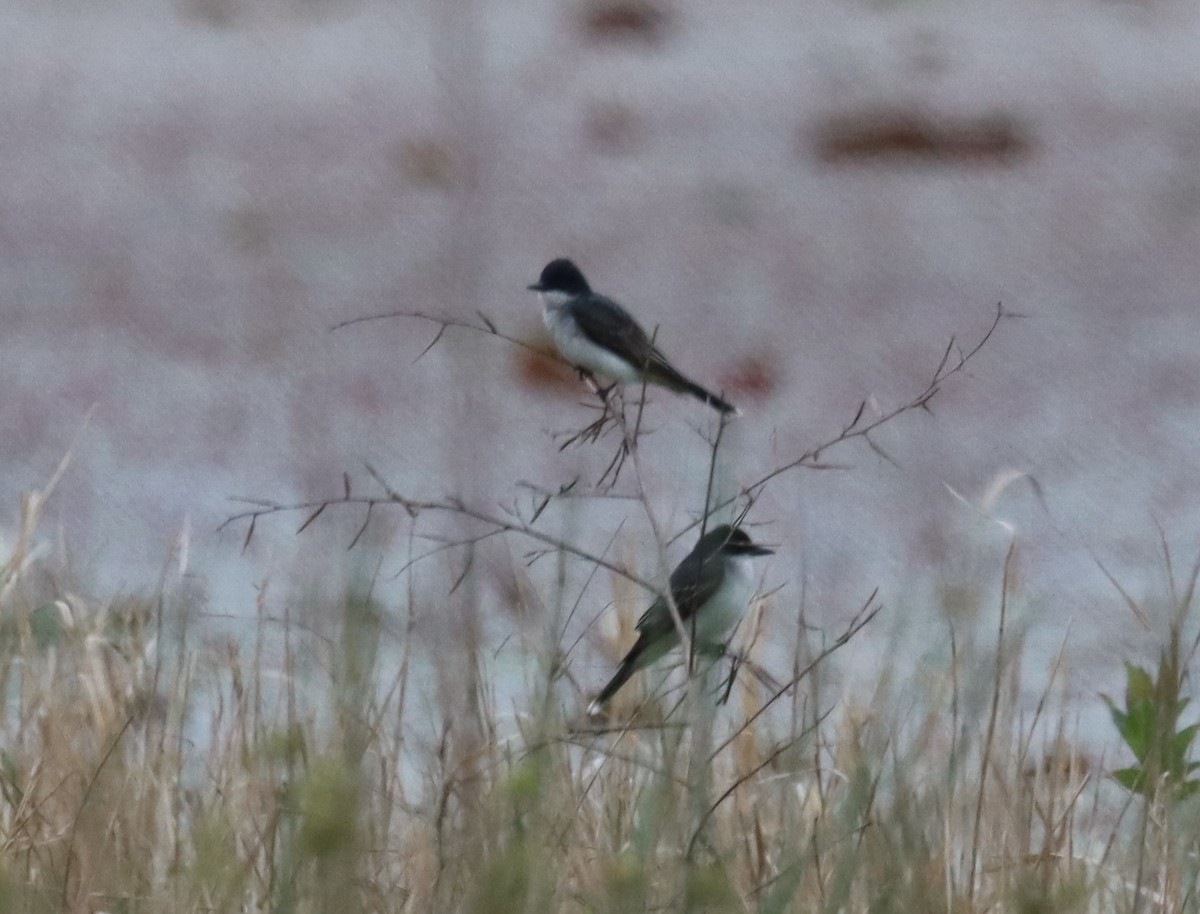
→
(812, 110, 1033, 165)
(579, 0, 671, 45)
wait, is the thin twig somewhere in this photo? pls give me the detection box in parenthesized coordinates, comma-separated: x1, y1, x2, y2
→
(686, 704, 835, 859)
(675, 303, 1009, 546)
(330, 309, 554, 363)
(709, 589, 884, 763)
(221, 483, 660, 596)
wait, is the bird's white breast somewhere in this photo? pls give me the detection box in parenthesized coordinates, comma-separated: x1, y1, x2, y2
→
(541, 294, 641, 384)
(693, 556, 757, 643)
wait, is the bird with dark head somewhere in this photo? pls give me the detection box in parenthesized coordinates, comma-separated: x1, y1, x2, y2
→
(529, 258, 739, 415)
(588, 524, 772, 714)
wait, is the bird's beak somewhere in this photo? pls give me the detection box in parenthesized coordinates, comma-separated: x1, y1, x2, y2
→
(745, 544, 775, 556)
(527, 282, 544, 292)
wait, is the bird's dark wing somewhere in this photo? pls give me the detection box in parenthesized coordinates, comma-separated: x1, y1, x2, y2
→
(635, 547, 724, 635)
(568, 293, 738, 414)
(566, 295, 670, 371)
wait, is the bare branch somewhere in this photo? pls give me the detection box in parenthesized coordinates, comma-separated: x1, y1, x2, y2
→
(654, 304, 1006, 551)
(295, 504, 326, 535)
(415, 323, 449, 362)
(732, 303, 1006, 521)
(448, 550, 473, 595)
(219, 475, 661, 595)
(229, 496, 278, 508)
(708, 588, 884, 763)
(700, 409, 734, 537)
(863, 432, 898, 467)
(932, 333, 957, 380)
(847, 398, 866, 430)
(348, 502, 374, 550)
(330, 308, 556, 362)
(389, 529, 508, 580)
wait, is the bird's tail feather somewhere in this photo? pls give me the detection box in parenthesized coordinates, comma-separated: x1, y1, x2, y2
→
(649, 363, 739, 415)
(679, 378, 739, 416)
(589, 659, 638, 714)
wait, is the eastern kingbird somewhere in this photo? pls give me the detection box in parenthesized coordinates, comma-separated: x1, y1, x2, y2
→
(588, 524, 773, 714)
(529, 258, 739, 415)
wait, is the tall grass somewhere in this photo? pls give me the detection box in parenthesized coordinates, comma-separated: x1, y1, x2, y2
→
(2, 309, 1195, 910)
(2, 476, 1197, 914)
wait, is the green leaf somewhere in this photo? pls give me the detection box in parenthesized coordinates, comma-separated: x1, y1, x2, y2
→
(1125, 663, 1155, 706)
(1102, 694, 1124, 729)
(1113, 767, 1147, 794)
(1117, 699, 1158, 761)
(1172, 723, 1199, 764)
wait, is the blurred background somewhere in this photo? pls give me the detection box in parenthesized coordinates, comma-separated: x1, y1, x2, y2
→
(5, 0, 1200, 740)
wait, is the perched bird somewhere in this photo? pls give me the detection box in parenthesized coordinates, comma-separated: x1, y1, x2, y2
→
(529, 258, 739, 415)
(589, 524, 773, 714)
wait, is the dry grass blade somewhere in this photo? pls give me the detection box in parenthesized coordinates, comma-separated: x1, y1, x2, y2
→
(59, 712, 138, 913)
(1092, 553, 1152, 631)
(968, 539, 1016, 904)
(686, 705, 834, 859)
(710, 589, 884, 763)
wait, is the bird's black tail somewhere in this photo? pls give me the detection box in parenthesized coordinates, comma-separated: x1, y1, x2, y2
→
(589, 659, 638, 713)
(589, 631, 658, 713)
(649, 363, 739, 415)
(643, 355, 734, 412)
(679, 378, 739, 416)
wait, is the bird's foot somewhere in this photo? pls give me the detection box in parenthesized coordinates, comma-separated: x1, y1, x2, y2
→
(577, 369, 617, 403)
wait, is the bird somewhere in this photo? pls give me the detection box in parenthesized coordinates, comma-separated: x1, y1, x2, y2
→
(588, 524, 773, 714)
(528, 258, 739, 415)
